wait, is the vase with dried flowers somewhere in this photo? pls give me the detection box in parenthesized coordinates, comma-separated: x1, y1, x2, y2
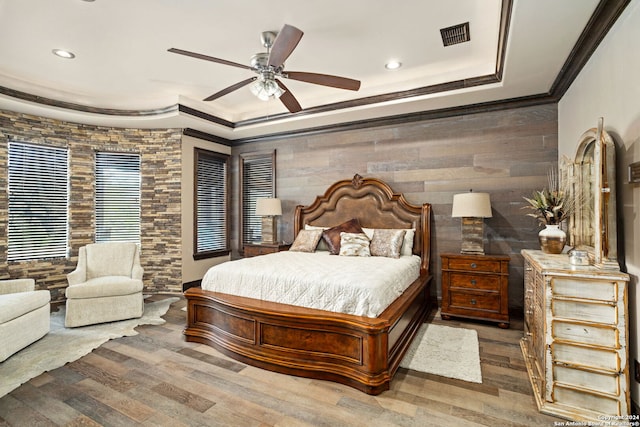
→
(523, 169, 575, 254)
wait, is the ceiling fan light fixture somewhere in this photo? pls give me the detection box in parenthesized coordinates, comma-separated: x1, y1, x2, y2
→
(250, 76, 284, 101)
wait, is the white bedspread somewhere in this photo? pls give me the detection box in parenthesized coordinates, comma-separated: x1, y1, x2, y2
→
(201, 251, 421, 318)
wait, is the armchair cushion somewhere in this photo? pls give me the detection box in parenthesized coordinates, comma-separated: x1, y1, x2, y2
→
(85, 242, 138, 280)
(65, 276, 143, 299)
(0, 278, 35, 295)
(0, 290, 50, 323)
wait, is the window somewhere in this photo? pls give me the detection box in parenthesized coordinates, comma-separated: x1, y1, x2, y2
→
(7, 141, 69, 261)
(240, 151, 275, 244)
(194, 148, 229, 259)
(95, 152, 141, 243)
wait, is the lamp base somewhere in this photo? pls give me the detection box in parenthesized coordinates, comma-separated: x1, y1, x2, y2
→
(261, 216, 278, 244)
(460, 217, 485, 255)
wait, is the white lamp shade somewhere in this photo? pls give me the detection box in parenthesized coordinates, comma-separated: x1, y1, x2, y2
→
(451, 192, 492, 218)
(255, 198, 282, 216)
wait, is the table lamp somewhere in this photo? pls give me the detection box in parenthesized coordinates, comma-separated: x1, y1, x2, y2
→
(255, 198, 282, 244)
(451, 191, 492, 255)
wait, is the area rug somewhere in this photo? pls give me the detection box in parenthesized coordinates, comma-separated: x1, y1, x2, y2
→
(399, 323, 482, 383)
(0, 297, 179, 398)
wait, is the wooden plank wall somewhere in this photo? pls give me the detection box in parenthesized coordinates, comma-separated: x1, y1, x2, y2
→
(231, 103, 559, 310)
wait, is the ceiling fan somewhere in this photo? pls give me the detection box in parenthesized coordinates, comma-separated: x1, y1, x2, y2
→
(168, 24, 361, 113)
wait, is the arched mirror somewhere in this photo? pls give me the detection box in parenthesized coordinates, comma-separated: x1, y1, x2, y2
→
(563, 118, 619, 269)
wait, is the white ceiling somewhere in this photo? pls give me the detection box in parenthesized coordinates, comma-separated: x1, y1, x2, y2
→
(0, 0, 602, 140)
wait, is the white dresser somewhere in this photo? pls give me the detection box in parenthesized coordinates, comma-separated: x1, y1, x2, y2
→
(521, 249, 630, 422)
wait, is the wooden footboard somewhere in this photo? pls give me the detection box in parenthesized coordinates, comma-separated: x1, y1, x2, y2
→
(184, 273, 432, 395)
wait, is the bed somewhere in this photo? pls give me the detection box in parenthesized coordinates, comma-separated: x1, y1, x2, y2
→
(184, 174, 433, 395)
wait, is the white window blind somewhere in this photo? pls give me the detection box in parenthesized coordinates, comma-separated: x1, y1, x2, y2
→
(8, 141, 69, 261)
(195, 149, 229, 258)
(95, 152, 141, 243)
(241, 153, 275, 244)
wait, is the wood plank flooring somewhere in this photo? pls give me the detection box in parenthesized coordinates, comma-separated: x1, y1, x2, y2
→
(0, 295, 563, 426)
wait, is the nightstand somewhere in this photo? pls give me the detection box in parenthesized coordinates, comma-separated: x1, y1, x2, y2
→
(440, 253, 510, 328)
(243, 242, 291, 258)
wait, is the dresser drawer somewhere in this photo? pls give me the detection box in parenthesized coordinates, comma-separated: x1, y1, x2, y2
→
(553, 364, 621, 396)
(553, 385, 622, 417)
(552, 320, 619, 348)
(444, 257, 503, 273)
(551, 298, 618, 325)
(449, 291, 500, 312)
(449, 273, 500, 291)
(552, 277, 617, 302)
(552, 342, 620, 372)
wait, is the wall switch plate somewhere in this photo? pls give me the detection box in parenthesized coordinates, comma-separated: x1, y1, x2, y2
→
(629, 161, 640, 183)
(635, 359, 640, 383)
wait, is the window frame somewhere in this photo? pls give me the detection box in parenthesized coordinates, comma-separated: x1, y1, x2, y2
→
(94, 151, 141, 244)
(239, 150, 276, 247)
(193, 148, 230, 260)
(7, 141, 69, 261)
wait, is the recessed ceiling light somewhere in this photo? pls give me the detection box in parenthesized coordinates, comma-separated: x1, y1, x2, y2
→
(52, 49, 75, 59)
(385, 61, 402, 70)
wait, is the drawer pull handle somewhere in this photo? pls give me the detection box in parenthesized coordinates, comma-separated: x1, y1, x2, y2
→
(470, 299, 477, 305)
(470, 279, 477, 286)
(470, 263, 477, 269)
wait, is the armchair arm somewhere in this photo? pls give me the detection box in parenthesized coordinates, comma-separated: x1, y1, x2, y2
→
(0, 278, 35, 295)
(67, 268, 86, 286)
(131, 265, 144, 281)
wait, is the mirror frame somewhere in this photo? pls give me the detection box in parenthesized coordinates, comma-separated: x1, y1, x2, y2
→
(565, 118, 619, 269)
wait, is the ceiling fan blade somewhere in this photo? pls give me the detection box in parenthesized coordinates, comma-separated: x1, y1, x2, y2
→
(275, 79, 302, 113)
(168, 48, 253, 71)
(203, 77, 257, 101)
(268, 24, 304, 68)
(285, 71, 361, 91)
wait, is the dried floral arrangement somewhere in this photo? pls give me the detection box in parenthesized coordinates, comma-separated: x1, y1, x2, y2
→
(523, 169, 576, 226)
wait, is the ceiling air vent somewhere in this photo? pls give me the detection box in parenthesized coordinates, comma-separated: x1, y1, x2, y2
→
(440, 22, 470, 47)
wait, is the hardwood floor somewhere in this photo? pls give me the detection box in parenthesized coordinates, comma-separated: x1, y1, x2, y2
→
(0, 295, 563, 426)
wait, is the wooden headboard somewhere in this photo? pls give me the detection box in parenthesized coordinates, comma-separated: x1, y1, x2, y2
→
(294, 174, 431, 274)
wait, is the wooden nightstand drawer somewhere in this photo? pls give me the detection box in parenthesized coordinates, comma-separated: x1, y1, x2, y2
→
(449, 290, 500, 312)
(449, 273, 500, 291)
(444, 257, 503, 273)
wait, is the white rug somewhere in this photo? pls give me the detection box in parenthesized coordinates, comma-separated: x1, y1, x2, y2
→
(0, 297, 179, 398)
(399, 323, 482, 383)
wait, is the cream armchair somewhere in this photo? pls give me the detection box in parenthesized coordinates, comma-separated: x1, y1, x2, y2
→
(65, 242, 144, 327)
(0, 278, 51, 362)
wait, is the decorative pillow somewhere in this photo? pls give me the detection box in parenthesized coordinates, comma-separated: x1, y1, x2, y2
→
(321, 218, 364, 255)
(370, 229, 406, 258)
(289, 229, 323, 252)
(338, 232, 371, 257)
(305, 224, 329, 251)
(363, 228, 415, 256)
(401, 229, 416, 256)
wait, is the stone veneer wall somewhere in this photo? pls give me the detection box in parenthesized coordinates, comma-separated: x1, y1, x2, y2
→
(231, 104, 559, 309)
(0, 110, 183, 303)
